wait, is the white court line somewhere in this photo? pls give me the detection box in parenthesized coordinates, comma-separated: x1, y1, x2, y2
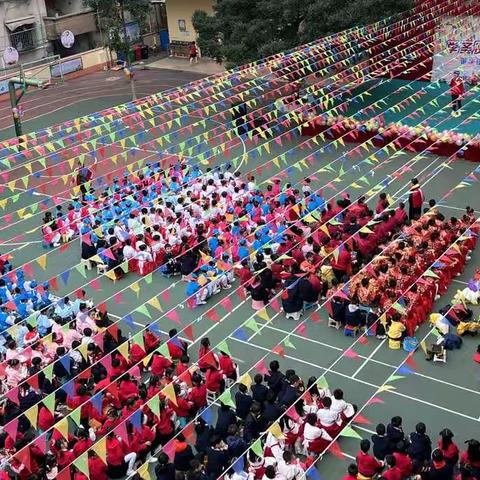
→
(229, 337, 480, 423)
(452, 279, 469, 286)
(262, 324, 480, 397)
(351, 339, 386, 379)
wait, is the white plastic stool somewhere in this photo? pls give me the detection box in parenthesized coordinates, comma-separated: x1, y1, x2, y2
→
(206, 389, 217, 405)
(81, 258, 92, 270)
(328, 317, 341, 329)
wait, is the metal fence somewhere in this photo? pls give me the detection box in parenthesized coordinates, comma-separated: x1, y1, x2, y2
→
(8, 25, 44, 53)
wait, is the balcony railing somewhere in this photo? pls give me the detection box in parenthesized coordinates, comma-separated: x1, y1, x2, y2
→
(43, 9, 97, 41)
(8, 26, 44, 52)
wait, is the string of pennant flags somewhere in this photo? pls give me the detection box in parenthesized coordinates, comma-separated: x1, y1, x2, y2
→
(0, 0, 455, 155)
(5, 131, 480, 477)
(0, 0, 462, 209)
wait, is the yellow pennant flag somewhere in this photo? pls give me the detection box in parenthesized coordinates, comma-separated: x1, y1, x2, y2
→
(138, 462, 151, 480)
(320, 224, 330, 237)
(268, 422, 286, 439)
(148, 297, 163, 312)
(93, 436, 107, 464)
(25, 404, 38, 429)
(56, 417, 69, 440)
(130, 282, 140, 297)
(239, 373, 253, 390)
(36, 254, 47, 270)
(256, 308, 270, 322)
(163, 382, 177, 406)
(118, 341, 130, 361)
(143, 352, 154, 367)
(78, 342, 89, 360)
(377, 384, 396, 393)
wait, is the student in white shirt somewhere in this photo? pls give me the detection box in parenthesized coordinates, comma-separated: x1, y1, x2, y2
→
(277, 451, 305, 480)
(302, 413, 332, 455)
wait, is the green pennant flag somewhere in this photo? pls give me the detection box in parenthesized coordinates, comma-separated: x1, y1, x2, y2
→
(149, 394, 161, 418)
(135, 304, 152, 319)
(245, 318, 260, 334)
(132, 331, 145, 351)
(74, 453, 89, 477)
(283, 336, 296, 349)
(144, 273, 153, 284)
(340, 425, 363, 440)
(251, 438, 263, 457)
(217, 340, 231, 356)
(43, 393, 55, 414)
(218, 390, 236, 408)
(75, 263, 87, 278)
(157, 342, 171, 360)
(71, 407, 82, 427)
(424, 270, 439, 279)
(44, 363, 54, 382)
(315, 376, 329, 390)
(387, 375, 405, 383)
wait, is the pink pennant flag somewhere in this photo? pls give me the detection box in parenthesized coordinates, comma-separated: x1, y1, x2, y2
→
(367, 397, 385, 405)
(343, 348, 359, 359)
(162, 290, 171, 303)
(115, 421, 129, 443)
(166, 310, 181, 324)
(163, 439, 176, 462)
(286, 405, 300, 421)
(295, 323, 307, 337)
(4, 418, 19, 440)
(310, 311, 321, 323)
(255, 359, 268, 374)
(270, 298, 281, 313)
(6, 387, 19, 405)
(90, 278, 101, 291)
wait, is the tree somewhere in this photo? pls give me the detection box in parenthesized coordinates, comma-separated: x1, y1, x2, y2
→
(192, 0, 413, 67)
(84, 0, 150, 57)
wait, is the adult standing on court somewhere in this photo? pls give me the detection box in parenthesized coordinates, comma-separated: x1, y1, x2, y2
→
(189, 42, 198, 64)
(76, 161, 92, 198)
(449, 70, 465, 117)
(408, 177, 424, 220)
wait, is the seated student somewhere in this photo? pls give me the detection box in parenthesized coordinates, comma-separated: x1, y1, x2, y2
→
(277, 451, 305, 480)
(356, 439, 384, 479)
(372, 423, 391, 461)
(414, 449, 454, 480)
(408, 423, 432, 466)
(302, 413, 332, 454)
(343, 464, 360, 480)
(316, 397, 342, 436)
(344, 296, 364, 334)
(381, 455, 402, 480)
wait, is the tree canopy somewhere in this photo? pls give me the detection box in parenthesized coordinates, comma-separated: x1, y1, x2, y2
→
(192, 0, 413, 67)
(84, 0, 150, 54)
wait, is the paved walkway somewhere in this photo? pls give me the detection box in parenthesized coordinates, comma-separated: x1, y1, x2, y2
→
(147, 56, 225, 75)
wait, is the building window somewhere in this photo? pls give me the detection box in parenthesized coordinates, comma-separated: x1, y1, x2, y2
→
(9, 24, 38, 52)
(178, 19, 186, 32)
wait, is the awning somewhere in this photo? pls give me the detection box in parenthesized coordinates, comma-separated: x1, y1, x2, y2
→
(5, 16, 36, 32)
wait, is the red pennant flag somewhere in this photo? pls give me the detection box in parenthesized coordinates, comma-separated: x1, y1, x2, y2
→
(329, 441, 345, 460)
(295, 324, 306, 337)
(75, 289, 85, 299)
(237, 287, 246, 300)
(77, 367, 92, 380)
(33, 434, 47, 454)
(353, 414, 372, 425)
(272, 345, 285, 357)
(90, 278, 101, 291)
(405, 353, 417, 369)
(59, 243, 70, 253)
(15, 447, 31, 472)
(205, 308, 220, 322)
(310, 311, 321, 323)
(97, 302, 107, 314)
(219, 296, 233, 311)
(23, 263, 34, 278)
(81, 234, 92, 246)
(57, 467, 71, 480)
(27, 373, 40, 390)
(166, 310, 181, 324)
(184, 324, 194, 342)
(358, 335, 369, 345)
(49, 277, 58, 291)
(107, 324, 119, 341)
(324, 300, 333, 318)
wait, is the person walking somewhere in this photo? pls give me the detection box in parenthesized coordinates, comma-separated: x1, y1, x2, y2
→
(408, 178, 424, 220)
(189, 41, 199, 64)
(450, 70, 465, 117)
